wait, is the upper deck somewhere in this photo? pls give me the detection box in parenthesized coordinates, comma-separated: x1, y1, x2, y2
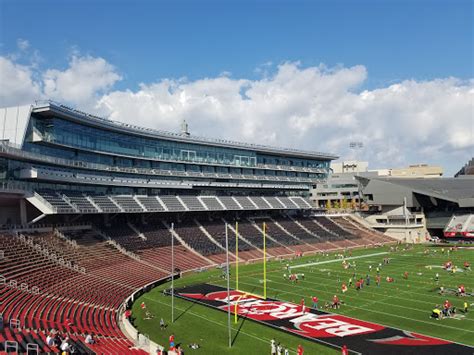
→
(32, 101, 338, 161)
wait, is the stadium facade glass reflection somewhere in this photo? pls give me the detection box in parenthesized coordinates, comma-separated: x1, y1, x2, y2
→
(0, 101, 338, 195)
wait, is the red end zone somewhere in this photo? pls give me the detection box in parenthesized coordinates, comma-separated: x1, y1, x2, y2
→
(173, 284, 473, 354)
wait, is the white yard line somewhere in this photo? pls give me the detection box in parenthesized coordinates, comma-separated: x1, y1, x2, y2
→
(290, 252, 388, 269)
(233, 279, 474, 336)
(143, 294, 350, 354)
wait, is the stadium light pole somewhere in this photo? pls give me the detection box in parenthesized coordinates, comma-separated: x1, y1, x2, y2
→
(225, 223, 232, 347)
(171, 222, 175, 323)
(349, 141, 364, 210)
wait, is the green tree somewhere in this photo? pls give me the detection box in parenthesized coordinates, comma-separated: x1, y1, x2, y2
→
(325, 200, 332, 210)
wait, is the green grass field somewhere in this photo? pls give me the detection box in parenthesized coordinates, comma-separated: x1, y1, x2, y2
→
(132, 244, 474, 354)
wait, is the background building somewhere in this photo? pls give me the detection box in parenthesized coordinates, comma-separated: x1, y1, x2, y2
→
(455, 158, 474, 177)
(358, 176, 474, 241)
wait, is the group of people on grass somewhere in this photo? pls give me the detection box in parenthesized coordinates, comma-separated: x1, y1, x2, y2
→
(270, 339, 297, 355)
(431, 299, 469, 320)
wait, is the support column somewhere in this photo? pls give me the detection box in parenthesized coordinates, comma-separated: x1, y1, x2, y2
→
(20, 199, 27, 225)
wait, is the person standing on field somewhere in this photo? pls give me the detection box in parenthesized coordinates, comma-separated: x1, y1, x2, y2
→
(297, 344, 304, 355)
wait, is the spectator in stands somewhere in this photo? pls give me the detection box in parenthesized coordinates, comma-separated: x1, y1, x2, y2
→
(125, 309, 132, 319)
(54, 333, 63, 348)
(85, 333, 95, 345)
(46, 332, 54, 347)
(60, 336, 71, 352)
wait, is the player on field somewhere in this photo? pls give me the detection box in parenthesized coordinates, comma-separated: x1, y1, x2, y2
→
(300, 298, 306, 314)
(297, 344, 304, 355)
(271, 339, 276, 355)
(341, 345, 349, 355)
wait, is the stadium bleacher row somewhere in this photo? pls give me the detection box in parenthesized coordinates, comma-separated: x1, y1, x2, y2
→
(0, 214, 393, 353)
(24, 164, 320, 185)
(35, 190, 313, 214)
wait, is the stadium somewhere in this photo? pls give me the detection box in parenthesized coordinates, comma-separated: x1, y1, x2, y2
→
(0, 101, 473, 355)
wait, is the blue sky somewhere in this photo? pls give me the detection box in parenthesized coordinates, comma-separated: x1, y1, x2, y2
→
(1, 0, 472, 87)
(0, 0, 473, 175)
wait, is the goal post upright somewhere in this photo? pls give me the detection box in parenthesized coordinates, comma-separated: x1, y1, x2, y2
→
(235, 221, 239, 292)
(263, 221, 267, 299)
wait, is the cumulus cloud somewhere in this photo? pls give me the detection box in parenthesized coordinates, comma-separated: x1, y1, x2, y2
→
(43, 55, 122, 106)
(0, 57, 41, 106)
(0, 47, 472, 175)
(98, 63, 473, 173)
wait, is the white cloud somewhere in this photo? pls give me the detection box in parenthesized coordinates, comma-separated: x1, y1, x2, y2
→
(0, 47, 472, 175)
(42, 55, 122, 107)
(17, 39, 30, 51)
(98, 63, 473, 174)
(0, 57, 41, 106)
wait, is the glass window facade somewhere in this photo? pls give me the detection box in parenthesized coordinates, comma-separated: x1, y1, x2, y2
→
(22, 115, 331, 185)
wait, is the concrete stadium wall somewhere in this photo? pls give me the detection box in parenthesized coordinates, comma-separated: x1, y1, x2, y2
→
(119, 274, 181, 354)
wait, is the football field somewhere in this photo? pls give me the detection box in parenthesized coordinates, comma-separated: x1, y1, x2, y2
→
(132, 244, 474, 354)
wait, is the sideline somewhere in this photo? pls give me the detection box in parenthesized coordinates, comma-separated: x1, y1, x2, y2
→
(290, 251, 389, 269)
(144, 295, 305, 354)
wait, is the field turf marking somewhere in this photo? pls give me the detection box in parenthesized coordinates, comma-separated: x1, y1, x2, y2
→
(289, 252, 388, 269)
(229, 278, 474, 336)
(143, 295, 305, 354)
(243, 272, 474, 323)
